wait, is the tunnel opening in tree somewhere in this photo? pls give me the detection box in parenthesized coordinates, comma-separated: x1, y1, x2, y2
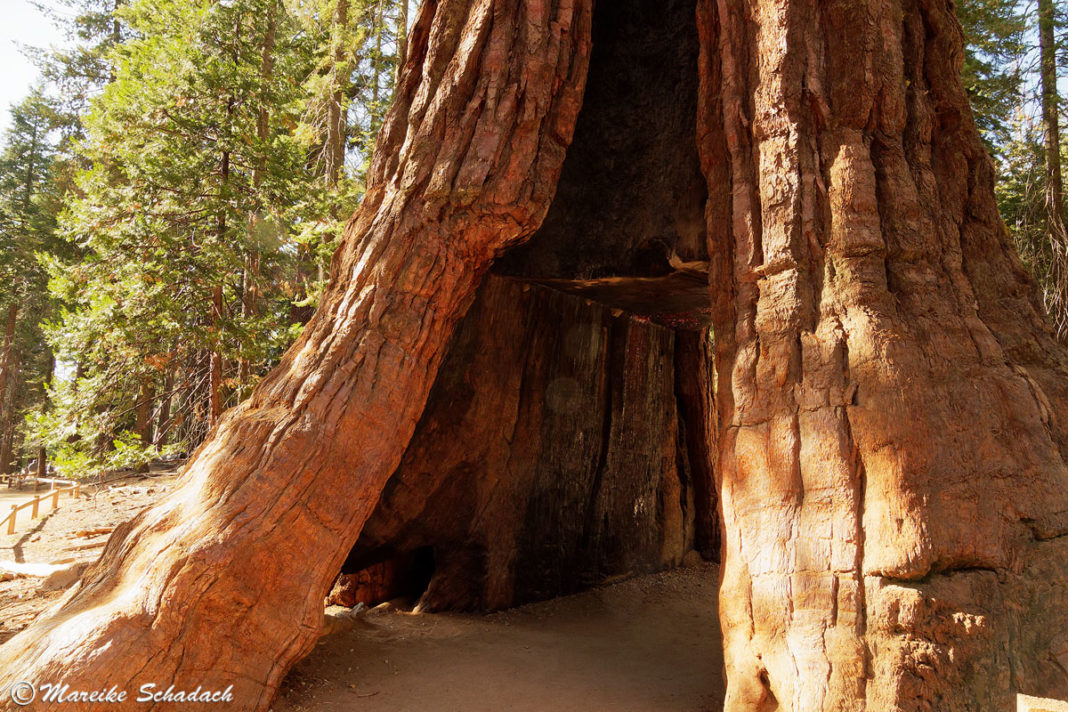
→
(332, 0, 720, 614)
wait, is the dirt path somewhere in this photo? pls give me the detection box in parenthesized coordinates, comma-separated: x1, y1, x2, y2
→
(273, 564, 726, 712)
(2, 475, 726, 712)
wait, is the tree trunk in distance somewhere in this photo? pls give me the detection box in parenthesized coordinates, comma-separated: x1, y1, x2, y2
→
(1038, 0, 1068, 338)
(1038, 0, 1065, 225)
(0, 346, 19, 475)
(324, 0, 348, 189)
(372, 0, 384, 117)
(134, 380, 155, 446)
(154, 367, 175, 450)
(211, 86, 234, 427)
(239, 0, 277, 390)
(0, 433, 12, 477)
(0, 302, 18, 443)
(0, 1, 593, 709)
(698, 0, 1068, 709)
(320, 0, 350, 285)
(208, 283, 224, 427)
(397, 0, 409, 82)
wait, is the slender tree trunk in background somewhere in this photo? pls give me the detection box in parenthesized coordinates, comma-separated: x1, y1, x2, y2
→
(0, 2, 593, 708)
(0, 347, 20, 475)
(109, 0, 123, 83)
(237, 265, 254, 388)
(35, 350, 55, 479)
(154, 367, 175, 451)
(135, 380, 155, 445)
(396, 0, 408, 82)
(1039, 0, 1065, 225)
(699, 0, 1068, 709)
(372, 0, 384, 123)
(209, 283, 224, 428)
(210, 89, 233, 428)
(21, 124, 37, 216)
(318, 0, 350, 285)
(1038, 0, 1068, 338)
(0, 434, 12, 477)
(325, 0, 348, 188)
(0, 302, 18, 445)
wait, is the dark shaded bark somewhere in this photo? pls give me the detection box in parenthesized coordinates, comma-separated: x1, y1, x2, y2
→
(674, 328, 718, 560)
(340, 274, 713, 611)
(496, 0, 707, 281)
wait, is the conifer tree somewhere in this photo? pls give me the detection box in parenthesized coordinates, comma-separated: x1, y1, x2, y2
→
(42, 0, 313, 468)
(0, 91, 61, 473)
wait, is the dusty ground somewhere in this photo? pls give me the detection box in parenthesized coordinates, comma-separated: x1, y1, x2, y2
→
(1, 473, 726, 712)
(0, 470, 178, 644)
(273, 564, 726, 712)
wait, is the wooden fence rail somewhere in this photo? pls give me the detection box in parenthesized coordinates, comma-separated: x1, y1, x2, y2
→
(3, 482, 81, 536)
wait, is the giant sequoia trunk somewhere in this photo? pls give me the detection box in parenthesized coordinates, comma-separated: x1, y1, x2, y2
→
(3, 1, 1068, 711)
(700, 0, 1068, 709)
(0, 1, 593, 708)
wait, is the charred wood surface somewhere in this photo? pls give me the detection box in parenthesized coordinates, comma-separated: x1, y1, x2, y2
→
(342, 275, 716, 611)
(496, 0, 707, 280)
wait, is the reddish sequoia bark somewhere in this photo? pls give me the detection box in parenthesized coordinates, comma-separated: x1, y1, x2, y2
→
(0, 1, 592, 709)
(698, 0, 1068, 709)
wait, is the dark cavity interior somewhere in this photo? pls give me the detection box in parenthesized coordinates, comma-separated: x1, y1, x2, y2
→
(334, 0, 716, 614)
(495, 0, 712, 328)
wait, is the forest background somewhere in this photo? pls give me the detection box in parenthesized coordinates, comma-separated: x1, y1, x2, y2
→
(0, 0, 1063, 478)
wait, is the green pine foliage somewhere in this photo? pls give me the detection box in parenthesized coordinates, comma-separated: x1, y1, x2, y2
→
(957, 0, 1027, 156)
(2, 0, 409, 476)
(40, 0, 311, 467)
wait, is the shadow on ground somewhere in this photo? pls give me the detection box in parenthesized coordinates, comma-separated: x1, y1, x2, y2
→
(274, 564, 725, 712)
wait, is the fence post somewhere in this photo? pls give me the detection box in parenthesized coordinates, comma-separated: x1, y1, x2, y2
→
(31, 495, 39, 519)
(52, 489, 60, 508)
(6, 505, 14, 535)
